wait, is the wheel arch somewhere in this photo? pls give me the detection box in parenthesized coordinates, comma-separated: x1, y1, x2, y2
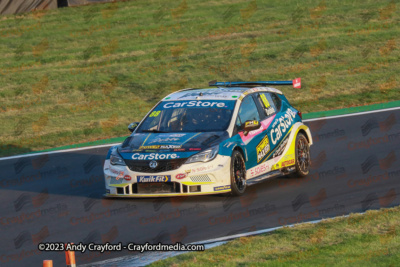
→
(298, 129, 309, 143)
(296, 125, 313, 146)
(233, 146, 245, 159)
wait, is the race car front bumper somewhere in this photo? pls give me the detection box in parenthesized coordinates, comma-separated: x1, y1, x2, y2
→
(103, 155, 232, 197)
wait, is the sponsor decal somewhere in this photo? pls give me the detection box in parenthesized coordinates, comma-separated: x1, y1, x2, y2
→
(273, 136, 289, 158)
(160, 145, 182, 149)
(175, 173, 187, 179)
(174, 148, 186, 152)
(163, 101, 226, 109)
(214, 185, 231, 191)
(115, 171, 124, 180)
(281, 159, 295, 167)
(265, 106, 275, 116)
(169, 134, 186, 137)
(282, 154, 295, 161)
(249, 125, 264, 136)
(272, 119, 279, 128)
(270, 109, 296, 145)
(177, 90, 238, 99)
(239, 90, 251, 101)
(185, 170, 192, 174)
(190, 165, 214, 173)
(139, 145, 161, 149)
(189, 148, 201, 151)
(249, 161, 271, 178)
(245, 120, 259, 127)
(256, 135, 270, 162)
(239, 115, 276, 143)
(149, 138, 179, 144)
(293, 78, 301, 89)
(124, 175, 132, 181)
(109, 168, 119, 175)
(137, 176, 171, 183)
(132, 153, 178, 160)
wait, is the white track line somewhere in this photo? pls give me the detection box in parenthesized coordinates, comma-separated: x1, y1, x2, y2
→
(303, 106, 400, 122)
(0, 143, 121, 161)
(1, 106, 399, 161)
(87, 211, 365, 267)
(191, 214, 348, 244)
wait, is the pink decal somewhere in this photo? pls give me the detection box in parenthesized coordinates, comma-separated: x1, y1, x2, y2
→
(239, 115, 276, 143)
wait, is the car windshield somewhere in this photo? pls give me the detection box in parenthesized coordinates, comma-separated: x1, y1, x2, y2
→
(137, 100, 236, 133)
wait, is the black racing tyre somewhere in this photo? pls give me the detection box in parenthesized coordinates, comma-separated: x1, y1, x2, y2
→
(230, 150, 247, 196)
(294, 133, 311, 177)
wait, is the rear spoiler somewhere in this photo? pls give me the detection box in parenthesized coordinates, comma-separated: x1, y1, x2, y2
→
(209, 78, 301, 89)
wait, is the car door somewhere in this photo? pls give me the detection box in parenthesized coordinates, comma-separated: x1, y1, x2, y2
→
(235, 94, 268, 170)
(257, 92, 295, 161)
(253, 92, 281, 163)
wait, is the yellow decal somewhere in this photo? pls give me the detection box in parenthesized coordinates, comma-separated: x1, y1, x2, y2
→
(260, 94, 271, 108)
(246, 120, 259, 126)
(139, 145, 161, 149)
(256, 135, 270, 162)
(149, 111, 161, 117)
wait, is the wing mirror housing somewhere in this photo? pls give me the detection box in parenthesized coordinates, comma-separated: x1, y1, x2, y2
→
(243, 120, 261, 136)
(128, 122, 139, 133)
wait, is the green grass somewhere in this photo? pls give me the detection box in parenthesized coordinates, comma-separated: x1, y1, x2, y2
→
(150, 206, 400, 266)
(0, 0, 399, 156)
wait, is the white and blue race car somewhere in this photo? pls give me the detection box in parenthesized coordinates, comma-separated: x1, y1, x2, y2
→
(103, 79, 312, 197)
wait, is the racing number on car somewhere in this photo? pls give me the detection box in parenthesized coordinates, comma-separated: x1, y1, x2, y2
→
(260, 94, 270, 108)
(149, 111, 161, 117)
(259, 93, 275, 116)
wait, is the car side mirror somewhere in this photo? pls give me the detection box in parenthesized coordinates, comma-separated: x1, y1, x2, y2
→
(128, 122, 139, 133)
(243, 120, 261, 136)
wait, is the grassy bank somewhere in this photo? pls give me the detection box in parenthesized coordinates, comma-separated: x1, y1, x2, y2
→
(0, 0, 399, 156)
(151, 206, 400, 266)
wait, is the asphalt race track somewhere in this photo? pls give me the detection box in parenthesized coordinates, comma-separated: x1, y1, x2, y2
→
(1, 108, 399, 266)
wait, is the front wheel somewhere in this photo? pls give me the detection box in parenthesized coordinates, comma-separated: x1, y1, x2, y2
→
(230, 150, 247, 196)
(294, 133, 311, 177)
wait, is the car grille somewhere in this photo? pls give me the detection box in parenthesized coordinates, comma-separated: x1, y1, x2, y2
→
(190, 175, 212, 182)
(137, 182, 180, 194)
(124, 158, 188, 173)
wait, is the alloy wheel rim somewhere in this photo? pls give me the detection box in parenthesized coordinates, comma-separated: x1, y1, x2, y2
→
(297, 138, 309, 173)
(234, 155, 245, 190)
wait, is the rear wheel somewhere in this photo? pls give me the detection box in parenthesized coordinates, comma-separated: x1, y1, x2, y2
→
(294, 133, 310, 177)
(230, 150, 247, 196)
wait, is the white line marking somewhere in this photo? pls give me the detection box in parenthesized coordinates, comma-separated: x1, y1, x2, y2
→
(0, 143, 120, 161)
(87, 211, 366, 267)
(303, 106, 400, 122)
(1, 106, 399, 161)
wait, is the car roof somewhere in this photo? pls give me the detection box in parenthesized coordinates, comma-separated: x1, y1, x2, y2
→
(163, 87, 283, 101)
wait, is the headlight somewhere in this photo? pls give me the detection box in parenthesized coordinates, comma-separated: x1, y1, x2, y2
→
(185, 145, 219, 164)
(110, 150, 126, 166)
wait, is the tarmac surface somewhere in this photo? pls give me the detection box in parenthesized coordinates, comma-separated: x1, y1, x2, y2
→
(0, 108, 399, 266)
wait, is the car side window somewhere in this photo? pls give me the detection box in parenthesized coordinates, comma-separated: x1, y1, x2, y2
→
(237, 95, 261, 130)
(257, 93, 278, 117)
(270, 93, 282, 111)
